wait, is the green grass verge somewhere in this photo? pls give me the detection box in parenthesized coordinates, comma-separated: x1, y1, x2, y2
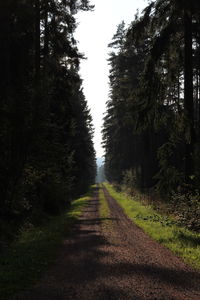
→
(0, 195, 90, 299)
(104, 183, 200, 270)
(98, 185, 111, 231)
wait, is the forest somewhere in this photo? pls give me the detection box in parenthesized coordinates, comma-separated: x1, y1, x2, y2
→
(0, 0, 96, 241)
(103, 0, 200, 230)
(2, 1, 200, 299)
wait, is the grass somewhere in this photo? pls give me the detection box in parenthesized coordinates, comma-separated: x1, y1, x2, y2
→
(98, 185, 111, 231)
(104, 183, 200, 270)
(0, 194, 90, 299)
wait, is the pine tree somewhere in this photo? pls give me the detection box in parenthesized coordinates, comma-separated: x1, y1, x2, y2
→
(0, 0, 96, 237)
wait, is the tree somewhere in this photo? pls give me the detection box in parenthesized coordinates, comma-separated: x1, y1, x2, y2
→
(103, 0, 200, 195)
(0, 0, 96, 238)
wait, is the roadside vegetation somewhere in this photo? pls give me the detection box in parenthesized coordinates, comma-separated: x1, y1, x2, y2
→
(98, 185, 112, 231)
(0, 195, 90, 300)
(104, 183, 200, 270)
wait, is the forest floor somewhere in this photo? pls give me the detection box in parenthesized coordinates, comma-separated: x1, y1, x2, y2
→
(13, 186, 200, 300)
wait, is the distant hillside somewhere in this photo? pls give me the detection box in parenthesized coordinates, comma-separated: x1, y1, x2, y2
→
(96, 164, 106, 183)
(96, 157, 105, 183)
(96, 157, 104, 167)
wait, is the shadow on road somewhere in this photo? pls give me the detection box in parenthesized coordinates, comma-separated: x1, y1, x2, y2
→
(13, 191, 200, 300)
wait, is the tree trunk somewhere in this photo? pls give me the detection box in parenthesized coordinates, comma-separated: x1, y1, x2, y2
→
(35, 0, 40, 84)
(33, 0, 41, 130)
(44, 0, 49, 74)
(184, 7, 195, 182)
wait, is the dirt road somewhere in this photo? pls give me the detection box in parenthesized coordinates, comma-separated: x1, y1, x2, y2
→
(14, 186, 200, 300)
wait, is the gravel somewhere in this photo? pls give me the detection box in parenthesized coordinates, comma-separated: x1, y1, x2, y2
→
(14, 186, 200, 300)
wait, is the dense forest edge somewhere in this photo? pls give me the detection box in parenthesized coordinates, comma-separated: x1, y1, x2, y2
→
(0, 0, 96, 243)
(103, 0, 200, 232)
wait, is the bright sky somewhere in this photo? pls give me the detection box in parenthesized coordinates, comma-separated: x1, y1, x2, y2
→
(75, 0, 147, 158)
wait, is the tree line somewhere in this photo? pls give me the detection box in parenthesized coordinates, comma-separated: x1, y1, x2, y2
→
(103, 0, 200, 228)
(0, 0, 96, 240)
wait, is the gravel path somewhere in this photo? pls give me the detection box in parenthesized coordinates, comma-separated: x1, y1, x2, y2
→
(14, 186, 200, 300)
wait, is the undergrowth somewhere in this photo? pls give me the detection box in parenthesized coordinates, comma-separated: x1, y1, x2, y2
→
(170, 190, 200, 231)
(104, 183, 200, 270)
(0, 194, 90, 299)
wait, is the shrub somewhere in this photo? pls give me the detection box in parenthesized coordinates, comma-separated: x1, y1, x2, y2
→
(171, 190, 200, 231)
(122, 169, 140, 195)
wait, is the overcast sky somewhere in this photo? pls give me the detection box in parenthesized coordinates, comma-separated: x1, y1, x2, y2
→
(75, 0, 147, 158)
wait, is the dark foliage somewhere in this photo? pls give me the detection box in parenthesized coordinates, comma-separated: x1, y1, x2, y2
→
(0, 0, 96, 239)
(103, 1, 200, 205)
